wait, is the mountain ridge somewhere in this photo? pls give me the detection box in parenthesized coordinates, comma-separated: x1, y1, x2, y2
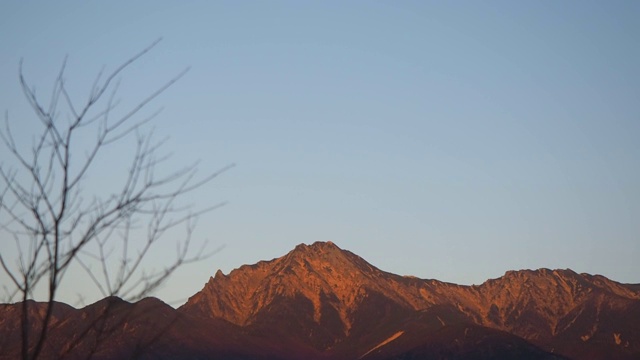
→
(180, 241, 640, 359)
(1, 241, 638, 360)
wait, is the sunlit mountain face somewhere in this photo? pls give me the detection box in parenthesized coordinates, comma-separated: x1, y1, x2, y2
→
(2, 242, 638, 360)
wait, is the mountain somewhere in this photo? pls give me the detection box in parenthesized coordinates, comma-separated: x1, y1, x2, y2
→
(1, 241, 638, 359)
(0, 296, 283, 360)
(179, 241, 639, 359)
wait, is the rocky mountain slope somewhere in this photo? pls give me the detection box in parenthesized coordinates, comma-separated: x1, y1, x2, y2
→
(180, 241, 640, 359)
(1, 241, 638, 359)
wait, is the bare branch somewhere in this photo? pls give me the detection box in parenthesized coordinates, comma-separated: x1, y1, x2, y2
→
(0, 41, 228, 360)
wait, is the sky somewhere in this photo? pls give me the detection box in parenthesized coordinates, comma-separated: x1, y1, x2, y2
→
(0, 1, 639, 307)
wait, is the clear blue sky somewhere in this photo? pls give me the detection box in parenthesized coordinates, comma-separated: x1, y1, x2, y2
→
(1, 1, 638, 306)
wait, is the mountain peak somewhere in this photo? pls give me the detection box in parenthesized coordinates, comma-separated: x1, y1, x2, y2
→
(290, 240, 342, 255)
(279, 241, 375, 278)
(180, 241, 395, 331)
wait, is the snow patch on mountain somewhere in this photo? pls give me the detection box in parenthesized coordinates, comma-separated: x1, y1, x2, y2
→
(359, 330, 405, 359)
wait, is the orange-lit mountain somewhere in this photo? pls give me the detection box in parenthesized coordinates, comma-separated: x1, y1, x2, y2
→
(179, 241, 639, 359)
(1, 241, 638, 359)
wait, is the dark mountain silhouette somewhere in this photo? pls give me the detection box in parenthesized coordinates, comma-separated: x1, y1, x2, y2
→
(1, 241, 638, 359)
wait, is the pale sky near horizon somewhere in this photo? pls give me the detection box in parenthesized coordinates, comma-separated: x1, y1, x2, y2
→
(1, 1, 639, 307)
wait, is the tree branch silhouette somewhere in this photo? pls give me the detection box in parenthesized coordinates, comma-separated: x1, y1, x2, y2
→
(0, 40, 231, 360)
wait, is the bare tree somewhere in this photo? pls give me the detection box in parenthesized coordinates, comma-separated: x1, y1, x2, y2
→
(0, 40, 230, 360)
